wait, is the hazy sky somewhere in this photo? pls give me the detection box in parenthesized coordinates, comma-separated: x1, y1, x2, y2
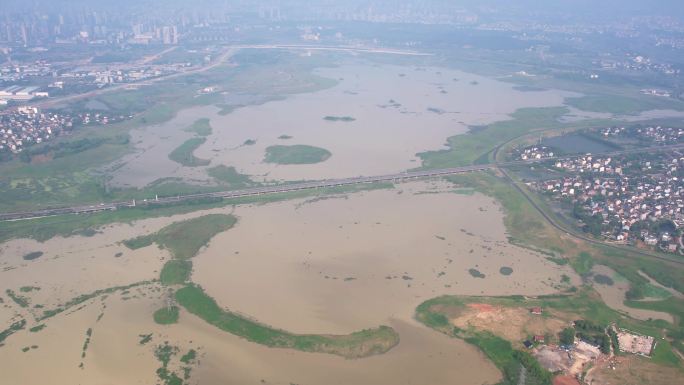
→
(4, 0, 684, 19)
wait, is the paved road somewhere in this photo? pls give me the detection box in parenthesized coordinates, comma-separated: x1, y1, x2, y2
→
(4, 143, 684, 222)
(0, 163, 492, 221)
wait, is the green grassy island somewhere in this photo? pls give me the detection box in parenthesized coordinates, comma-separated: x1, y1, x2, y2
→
(323, 116, 356, 122)
(175, 284, 399, 359)
(168, 138, 210, 167)
(264, 144, 331, 164)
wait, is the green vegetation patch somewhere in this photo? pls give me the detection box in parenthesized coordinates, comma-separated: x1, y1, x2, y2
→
(6, 289, 30, 308)
(323, 116, 356, 122)
(574, 320, 611, 354)
(124, 214, 236, 260)
(168, 138, 210, 167)
(81, 328, 93, 358)
(207, 165, 254, 188)
(139, 333, 153, 345)
(468, 268, 486, 278)
(123, 235, 155, 250)
(29, 324, 46, 333)
(642, 283, 673, 300)
(419, 107, 570, 168)
(180, 349, 196, 364)
(154, 342, 184, 385)
(264, 145, 331, 165)
(175, 284, 398, 358)
(624, 297, 684, 332)
(0, 197, 230, 244)
(160, 260, 193, 285)
(22, 251, 44, 261)
(565, 94, 684, 115)
(559, 327, 575, 345)
(19, 286, 40, 293)
(651, 339, 681, 366)
(184, 118, 212, 136)
(0, 319, 26, 344)
(154, 306, 180, 325)
(546, 257, 568, 266)
(570, 252, 594, 275)
(39, 280, 151, 321)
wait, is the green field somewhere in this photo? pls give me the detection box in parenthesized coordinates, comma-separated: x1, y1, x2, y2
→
(168, 138, 210, 167)
(154, 306, 180, 325)
(160, 260, 193, 285)
(175, 284, 399, 359)
(264, 145, 332, 164)
(124, 214, 235, 305)
(184, 118, 213, 136)
(418, 107, 569, 168)
(207, 165, 255, 188)
(566, 94, 684, 115)
(124, 214, 237, 260)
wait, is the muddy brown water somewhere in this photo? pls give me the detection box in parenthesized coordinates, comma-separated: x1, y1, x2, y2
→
(590, 264, 674, 323)
(106, 62, 575, 188)
(0, 181, 580, 384)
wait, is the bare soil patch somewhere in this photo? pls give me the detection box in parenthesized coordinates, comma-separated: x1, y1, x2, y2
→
(586, 355, 684, 385)
(452, 304, 573, 344)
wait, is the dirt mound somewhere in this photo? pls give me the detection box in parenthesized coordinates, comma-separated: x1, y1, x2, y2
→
(452, 305, 572, 343)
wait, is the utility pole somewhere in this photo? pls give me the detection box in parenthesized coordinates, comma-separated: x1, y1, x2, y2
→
(166, 289, 175, 311)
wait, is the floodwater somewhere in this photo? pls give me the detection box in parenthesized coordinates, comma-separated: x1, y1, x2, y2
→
(106, 60, 574, 188)
(103, 105, 217, 188)
(590, 265, 674, 323)
(0, 292, 501, 385)
(193, 181, 578, 335)
(0, 180, 579, 384)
